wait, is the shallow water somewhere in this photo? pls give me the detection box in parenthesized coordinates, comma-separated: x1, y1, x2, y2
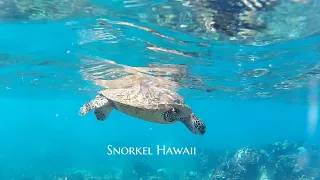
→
(0, 0, 320, 179)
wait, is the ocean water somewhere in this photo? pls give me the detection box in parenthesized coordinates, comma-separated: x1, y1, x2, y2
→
(1, 0, 320, 179)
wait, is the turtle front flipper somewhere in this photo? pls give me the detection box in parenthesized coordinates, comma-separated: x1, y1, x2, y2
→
(79, 94, 113, 121)
(180, 113, 206, 136)
(94, 105, 113, 121)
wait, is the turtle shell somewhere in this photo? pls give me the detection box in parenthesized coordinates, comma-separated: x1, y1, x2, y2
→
(99, 84, 185, 110)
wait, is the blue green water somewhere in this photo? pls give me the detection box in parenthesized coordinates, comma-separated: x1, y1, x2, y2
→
(1, 0, 320, 179)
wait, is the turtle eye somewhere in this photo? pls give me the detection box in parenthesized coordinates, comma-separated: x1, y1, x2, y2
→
(173, 99, 181, 104)
(171, 107, 179, 114)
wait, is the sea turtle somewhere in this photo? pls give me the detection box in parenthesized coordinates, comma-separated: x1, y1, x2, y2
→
(78, 83, 206, 135)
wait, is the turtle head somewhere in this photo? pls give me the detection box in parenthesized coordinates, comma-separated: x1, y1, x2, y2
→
(180, 113, 206, 136)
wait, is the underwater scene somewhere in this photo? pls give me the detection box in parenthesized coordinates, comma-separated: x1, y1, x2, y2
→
(1, 0, 320, 179)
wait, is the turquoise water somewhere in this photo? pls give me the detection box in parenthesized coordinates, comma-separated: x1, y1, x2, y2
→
(1, 0, 320, 179)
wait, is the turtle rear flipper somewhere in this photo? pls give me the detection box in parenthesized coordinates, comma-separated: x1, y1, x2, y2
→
(78, 94, 111, 116)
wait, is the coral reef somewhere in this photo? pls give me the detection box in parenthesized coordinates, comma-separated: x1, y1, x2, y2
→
(205, 140, 320, 180)
(211, 148, 271, 180)
(2, 140, 319, 180)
